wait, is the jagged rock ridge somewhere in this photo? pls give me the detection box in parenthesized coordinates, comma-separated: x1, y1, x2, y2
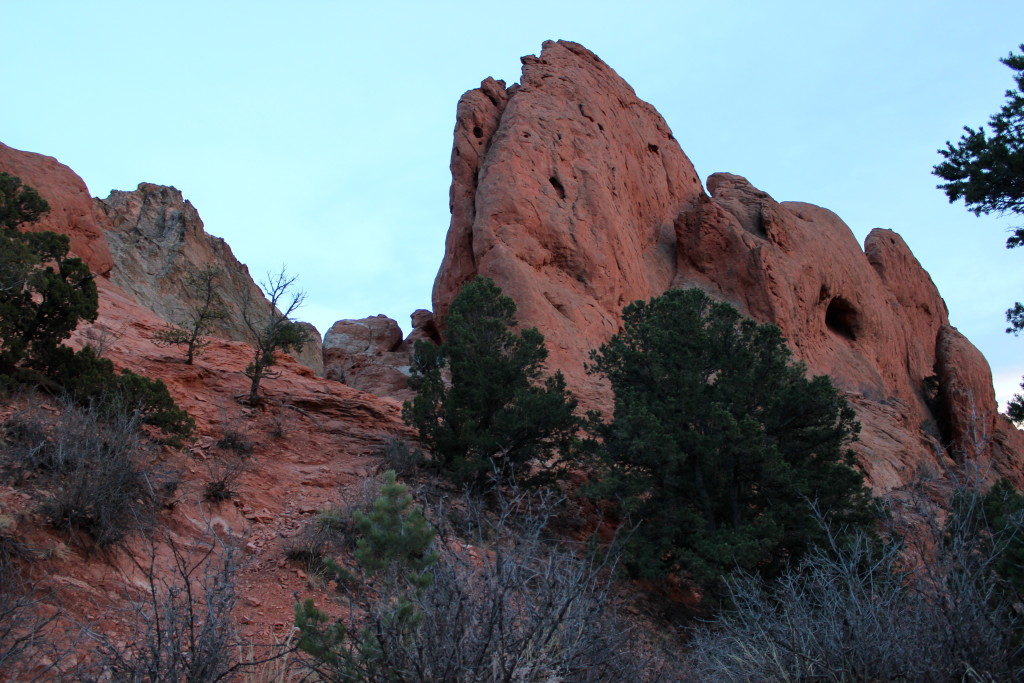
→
(0, 146, 325, 376)
(431, 40, 1024, 490)
(98, 183, 325, 375)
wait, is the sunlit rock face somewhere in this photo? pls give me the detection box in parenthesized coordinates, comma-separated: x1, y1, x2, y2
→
(431, 40, 1024, 491)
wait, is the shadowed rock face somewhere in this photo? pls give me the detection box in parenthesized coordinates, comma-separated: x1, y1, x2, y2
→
(324, 315, 409, 400)
(433, 40, 1024, 491)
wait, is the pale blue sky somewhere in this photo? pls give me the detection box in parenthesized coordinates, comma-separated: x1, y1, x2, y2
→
(2, 1, 1023, 408)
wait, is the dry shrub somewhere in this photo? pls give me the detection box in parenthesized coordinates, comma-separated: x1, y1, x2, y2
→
(285, 474, 386, 584)
(684, 484, 1024, 682)
(3, 398, 168, 548)
(203, 452, 247, 502)
(376, 436, 423, 477)
(297, 488, 671, 682)
(0, 517, 67, 681)
(75, 529, 289, 681)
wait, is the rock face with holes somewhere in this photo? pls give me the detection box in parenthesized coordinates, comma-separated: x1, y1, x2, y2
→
(433, 40, 1024, 490)
(433, 40, 706, 412)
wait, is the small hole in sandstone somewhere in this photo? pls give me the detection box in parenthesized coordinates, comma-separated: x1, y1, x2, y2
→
(648, 143, 659, 153)
(825, 297, 860, 341)
(549, 176, 566, 200)
(472, 126, 483, 138)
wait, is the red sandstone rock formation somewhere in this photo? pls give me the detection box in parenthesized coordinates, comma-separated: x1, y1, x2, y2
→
(0, 142, 113, 275)
(324, 314, 409, 400)
(434, 41, 705, 413)
(0, 144, 408, 647)
(432, 40, 1024, 491)
(322, 311, 441, 401)
(60, 275, 406, 648)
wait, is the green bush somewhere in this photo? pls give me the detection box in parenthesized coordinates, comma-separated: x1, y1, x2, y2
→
(295, 471, 437, 677)
(0, 173, 192, 441)
(45, 346, 193, 441)
(402, 277, 580, 491)
(587, 288, 876, 594)
(0, 174, 97, 377)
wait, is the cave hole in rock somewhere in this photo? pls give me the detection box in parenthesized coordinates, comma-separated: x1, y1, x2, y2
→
(825, 296, 860, 341)
(472, 126, 483, 138)
(549, 176, 566, 200)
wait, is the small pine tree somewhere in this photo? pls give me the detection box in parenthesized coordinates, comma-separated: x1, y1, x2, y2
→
(353, 470, 439, 586)
(402, 277, 580, 491)
(152, 266, 228, 364)
(295, 470, 437, 678)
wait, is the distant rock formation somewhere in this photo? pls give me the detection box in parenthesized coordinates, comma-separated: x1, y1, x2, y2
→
(431, 40, 1024, 490)
(323, 310, 441, 402)
(0, 147, 324, 376)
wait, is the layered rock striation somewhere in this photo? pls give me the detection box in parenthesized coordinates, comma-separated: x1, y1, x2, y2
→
(432, 40, 1024, 490)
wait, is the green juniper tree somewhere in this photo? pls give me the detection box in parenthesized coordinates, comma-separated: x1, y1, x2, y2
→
(587, 288, 876, 595)
(934, 45, 1024, 423)
(402, 276, 580, 491)
(0, 173, 98, 378)
(0, 172, 192, 439)
(0, 172, 49, 230)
